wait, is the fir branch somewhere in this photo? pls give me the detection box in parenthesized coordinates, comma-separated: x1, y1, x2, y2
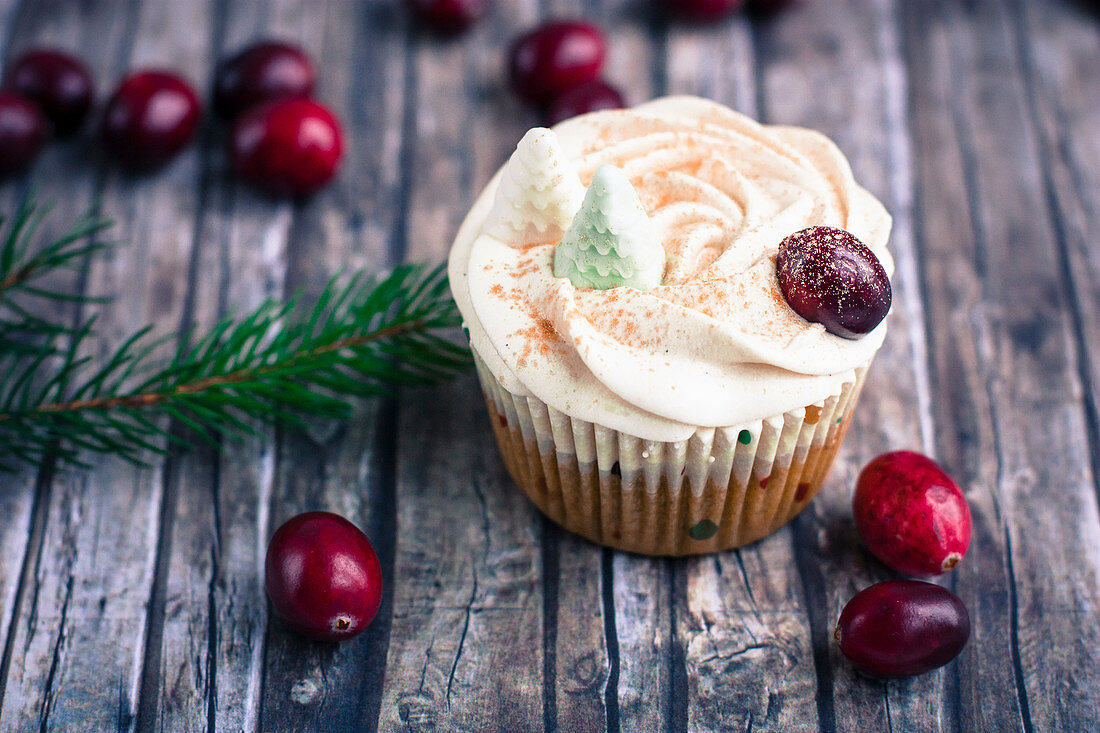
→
(0, 256, 470, 472)
(0, 196, 113, 354)
(0, 196, 112, 302)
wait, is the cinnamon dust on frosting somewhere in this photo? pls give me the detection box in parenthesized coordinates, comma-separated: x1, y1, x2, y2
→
(449, 96, 893, 442)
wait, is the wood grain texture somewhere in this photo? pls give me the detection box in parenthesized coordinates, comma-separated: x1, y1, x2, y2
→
(376, 1, 549, 729)
(143, 1, 287, 727)
(381, 375, 545, 731)
(0, 0, 1097, 729)
(0, 4, 133, 720)
(0, 1, 205, 730)
(544, 531, 611, 732)
(81, 0, 218, 727)
(1016, 0, 1100, 538)
(904, 0, 1100, 730)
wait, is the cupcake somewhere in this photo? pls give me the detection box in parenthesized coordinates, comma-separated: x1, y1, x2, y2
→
(449, 96, 893, 555)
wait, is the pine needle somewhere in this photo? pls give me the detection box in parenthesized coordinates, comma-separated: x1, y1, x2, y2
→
(0, 197, 470, 472)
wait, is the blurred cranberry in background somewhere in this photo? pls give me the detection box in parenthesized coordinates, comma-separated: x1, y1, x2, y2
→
(509, 21, 606, 105)
(214, 41, 315, 119)
(0, 92, 48, 175)
(660, 0, 747, 22)
(547, 79, 624, 124)
(4, 49, 94, 135)
(100, 71, 201, 170)
(230, 98, 343, 197)
(747, 0, 800, 15)
(406, 0, 491, 36)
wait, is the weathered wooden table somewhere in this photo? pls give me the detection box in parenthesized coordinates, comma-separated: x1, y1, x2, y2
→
(1, 0, 1098, 730)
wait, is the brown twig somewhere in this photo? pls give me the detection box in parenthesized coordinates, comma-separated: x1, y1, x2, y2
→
(0, 317, 427, 421)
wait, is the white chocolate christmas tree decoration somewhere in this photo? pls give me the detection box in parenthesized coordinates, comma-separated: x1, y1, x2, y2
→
(553, 165, 666, 290)
(484, 128, 585, 247)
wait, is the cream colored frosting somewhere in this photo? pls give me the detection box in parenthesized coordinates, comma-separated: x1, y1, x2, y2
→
(449, 96, 893, 442)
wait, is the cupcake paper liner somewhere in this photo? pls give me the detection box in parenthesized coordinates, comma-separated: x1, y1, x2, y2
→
(473, 349, 869, 556)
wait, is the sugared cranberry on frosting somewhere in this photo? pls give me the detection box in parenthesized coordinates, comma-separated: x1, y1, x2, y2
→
(776, 225, 891, 339)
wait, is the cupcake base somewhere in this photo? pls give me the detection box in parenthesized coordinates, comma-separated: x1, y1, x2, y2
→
(474, 351, 868, 556)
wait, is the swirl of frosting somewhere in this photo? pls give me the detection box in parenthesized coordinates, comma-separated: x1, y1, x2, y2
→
(449, 96, 893, 442)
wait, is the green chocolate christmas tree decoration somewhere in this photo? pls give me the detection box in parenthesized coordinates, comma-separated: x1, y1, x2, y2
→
(553, 164, 666, 291)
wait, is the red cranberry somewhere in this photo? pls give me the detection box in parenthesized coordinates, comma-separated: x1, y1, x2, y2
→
(265, 511, 383, 641)
(659, 0, 747, 22)
(547, 79, 624, 124)
(854, 451, 971, 577)
(4, 49, 94, 135)
(836, 580, 970, 678)
(100, 71, 201, 170)
(0, 92, 48, 176)
(775, 225, 891, 339)
(230, 98, 343, 197)
(213, 41, 315, 119)
(508, 21, 606, 105)
(406, 0, 490, 35)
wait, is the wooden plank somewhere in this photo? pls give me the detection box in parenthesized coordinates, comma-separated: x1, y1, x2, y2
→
(245, 1, 409, 730)
(140, 2, 287, 728)
(0, 0, 19, 57)
(381, 375, 545, 731)
(753, 0, 948, 729)
(138, 0, 431, 725)
(0, 1, 154, 730)
(375, 1, 552, 728)
(159, 5, 406, 729)
(144, 171, 290, 722)
(258, 414, 393, 731)
(75, 0, 217, 727)
(0, 0, 215, 728)
(611, 554, 678, 730)
(903, 0, 1100, 730)
(0, 0, 132, 709)
(543, 531, 611, 732)
(0, 59, 41, 733)
(1014, 0, 1100, 538)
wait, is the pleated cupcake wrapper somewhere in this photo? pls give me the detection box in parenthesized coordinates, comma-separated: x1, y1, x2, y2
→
(473, 349, 869, 556)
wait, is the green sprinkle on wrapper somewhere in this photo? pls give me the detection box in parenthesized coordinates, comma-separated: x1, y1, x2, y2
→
(690, 520, 719, 541)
